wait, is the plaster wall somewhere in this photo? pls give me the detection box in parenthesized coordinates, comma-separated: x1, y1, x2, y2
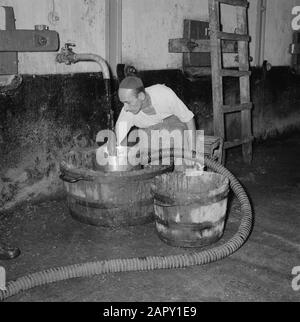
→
(264, 0, 298, 66)
(122, 0, 259, 69)
(0, 0, 297, 73)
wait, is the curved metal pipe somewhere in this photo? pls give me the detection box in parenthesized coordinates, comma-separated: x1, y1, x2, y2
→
(72, 54, 113, 129)
(72, 53, 114, 129)
(56, 44, 114, 129)
(72, 53, 110, 80)
(56, 44, 110, 80)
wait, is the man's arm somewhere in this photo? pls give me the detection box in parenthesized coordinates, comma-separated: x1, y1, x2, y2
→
(115, 109, 133, 146)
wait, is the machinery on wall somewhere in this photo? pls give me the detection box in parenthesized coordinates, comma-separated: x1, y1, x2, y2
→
(0, 6, 59, 92)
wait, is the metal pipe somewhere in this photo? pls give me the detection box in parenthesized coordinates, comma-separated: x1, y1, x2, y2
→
(56, 44, 114, 130)
(72, 55, 114, 129)
(255, 0, 267, 67)
(260, 0, 267, 66)
(55, 44, 110, 80)
(56, 44, 110, 80)
(72, 53, 110, 80)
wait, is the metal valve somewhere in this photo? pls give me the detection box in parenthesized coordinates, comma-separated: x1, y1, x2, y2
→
(64, 42, 76, 51)
(56, 42, 77, 65)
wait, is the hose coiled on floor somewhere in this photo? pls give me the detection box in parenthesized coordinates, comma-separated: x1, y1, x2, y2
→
(0, 151, 253, 301)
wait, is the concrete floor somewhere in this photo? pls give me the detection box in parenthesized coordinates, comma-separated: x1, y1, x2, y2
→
(0, 132, 300, 302)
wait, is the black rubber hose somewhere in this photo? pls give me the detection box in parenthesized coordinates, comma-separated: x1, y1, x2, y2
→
(0, 151, 253, 301)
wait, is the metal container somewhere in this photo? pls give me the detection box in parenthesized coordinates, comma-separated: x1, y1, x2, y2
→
(152, 171, 230, 248)
(60, 147, 173, 227)
(95, 145, 142, 172)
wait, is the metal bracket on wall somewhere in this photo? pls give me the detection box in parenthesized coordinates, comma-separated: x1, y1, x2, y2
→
(0, 28, 60, 52)
(0, 6, 18, 75)
(0, 6, 60, 77)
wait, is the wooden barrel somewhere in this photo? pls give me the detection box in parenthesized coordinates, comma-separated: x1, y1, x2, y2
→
(60, 147, 173, 227)
(152, 171, 230, 247)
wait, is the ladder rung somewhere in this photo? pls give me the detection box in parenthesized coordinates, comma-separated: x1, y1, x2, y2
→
(217, 0, 249, 7)
(224, 137, 253, 149)
(222, 103, 252, 114)
(217, 32, 250, 42)
(220, 69, 251, 77)
(184, 67, 212, 77)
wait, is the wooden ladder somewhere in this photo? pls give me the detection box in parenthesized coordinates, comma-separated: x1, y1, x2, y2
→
(209, 0, 253, 164)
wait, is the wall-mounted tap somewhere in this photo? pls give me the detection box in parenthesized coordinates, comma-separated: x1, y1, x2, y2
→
(55, 42, 77, 65)
(56, 43, 110, 80)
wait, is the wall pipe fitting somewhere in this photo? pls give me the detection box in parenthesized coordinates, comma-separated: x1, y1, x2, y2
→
(0, 151, 253, 301)
(56, 44, 110, 80)
(71, 53, 110, 80)
(255, 0, 267, 67)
